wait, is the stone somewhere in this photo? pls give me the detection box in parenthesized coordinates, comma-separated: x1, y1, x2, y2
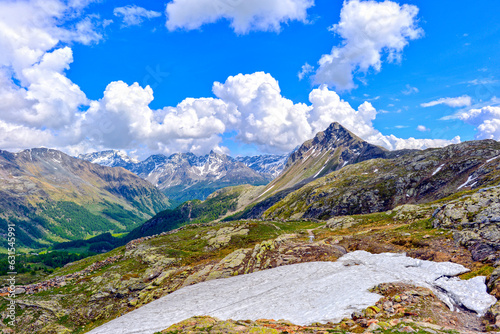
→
(366, 323, 380, 332)
(129, 283, 146, 291)
(400, 325, 416, 332)
(469, 242, 496, 261)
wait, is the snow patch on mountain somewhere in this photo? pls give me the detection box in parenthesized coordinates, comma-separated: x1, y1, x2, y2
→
(236, 154, 288, 180)
(78, 150, 139, 168)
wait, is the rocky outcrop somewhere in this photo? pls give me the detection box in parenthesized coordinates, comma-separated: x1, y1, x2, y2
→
(0, 255, 123, 295)
(432, 186, 500, 263)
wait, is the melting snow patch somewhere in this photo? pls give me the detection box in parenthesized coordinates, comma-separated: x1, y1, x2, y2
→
(457, 175, 477, 190)
(434, 276, 495, 314)
(87, 251, 495, 334)
(486, 156, 500, 163)
(432, 164, 444, 176)
(257, 184, 275, 198)
(314, 165, 327, 178)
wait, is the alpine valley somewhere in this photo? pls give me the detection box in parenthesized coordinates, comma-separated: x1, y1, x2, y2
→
(0, 148, 169, 250)
(3, 122, 500, 334)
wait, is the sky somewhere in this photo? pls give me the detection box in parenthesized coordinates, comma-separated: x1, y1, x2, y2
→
(0, 0, 499, 159)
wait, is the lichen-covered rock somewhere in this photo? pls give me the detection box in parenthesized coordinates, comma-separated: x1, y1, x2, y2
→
(203, 226, 250, 249)
(326, 216, 357, 229)
(433, 187, 500, 263)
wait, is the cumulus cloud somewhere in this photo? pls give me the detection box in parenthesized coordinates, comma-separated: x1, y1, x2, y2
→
(457, 106, 500, 140)
(314, 0, 423, 91)
(421, 95, 472, 108)
(213, 72, 312, 152)
(78, 81, 238, 155)
(73, 72, 463, 155)
(114, 5, 162, 27)
(212, 73, 459, 152)
(165, 0, 314, 34)
(306, 85, 459, 151)
(0, 0, 105, 151)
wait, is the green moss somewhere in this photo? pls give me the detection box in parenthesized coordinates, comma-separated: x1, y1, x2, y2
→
(459, 264, 494, 280)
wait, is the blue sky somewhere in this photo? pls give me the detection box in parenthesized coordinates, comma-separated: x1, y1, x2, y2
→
(0, 0, 499, 158)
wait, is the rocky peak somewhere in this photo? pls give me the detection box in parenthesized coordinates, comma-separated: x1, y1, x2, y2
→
(253, 122, 404, 203)
(315, 122, 359, 145)
(78, 150, 139, 169)
(285, 122, 387, 170)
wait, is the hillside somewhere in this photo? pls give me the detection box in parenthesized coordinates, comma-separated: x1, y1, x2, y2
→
(264, 139, 500, 220)
(0, 148, 170, 249)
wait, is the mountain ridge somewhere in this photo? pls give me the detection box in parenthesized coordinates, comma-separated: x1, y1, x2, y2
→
(0, 148, 170, 249)
(79, 150, 282, 204)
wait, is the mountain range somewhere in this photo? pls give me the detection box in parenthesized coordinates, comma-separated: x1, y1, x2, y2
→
(78, 150, 287, 204)
(107, 122, 500, 240)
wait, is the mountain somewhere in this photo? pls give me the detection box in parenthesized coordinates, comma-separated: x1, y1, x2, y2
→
(263, 139, 500, 220)
(235, 154, 288, 180)
(78, 150, 139, 169)
(0, 148, 170, 249)
(229, 122, 414, 219)
(79, 150, 269, 205)
(261, 122, 413, 198)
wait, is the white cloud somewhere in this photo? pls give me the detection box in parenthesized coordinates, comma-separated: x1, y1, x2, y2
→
(402, 84, 419, 95)
(77, 72, 460, 156)
(314, 0, 423, 91)
(306, 85, 459, 151)
(421, 95, 472, 108)
(213, 72, 313, 153)
(457, 106, 500, 140)
(0, 0, 106, 151)
(298, 63, 314, 80)
(212, 73, 459, 152)
(416, 125, 428, 132)
(114, 5, 162, 27)
(79, 81, 238, 155)
(165, 0, 314, 34)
